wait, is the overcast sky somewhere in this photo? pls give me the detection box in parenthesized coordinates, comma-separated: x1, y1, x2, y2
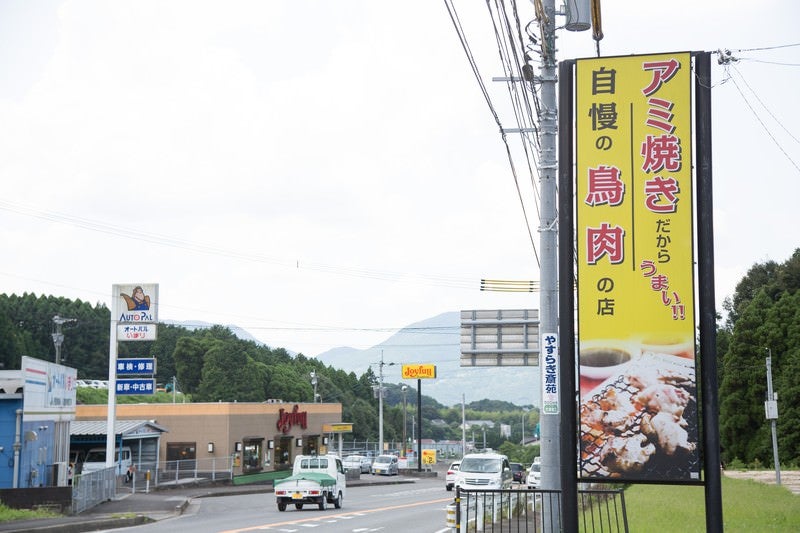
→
(1, 0, 798, 359)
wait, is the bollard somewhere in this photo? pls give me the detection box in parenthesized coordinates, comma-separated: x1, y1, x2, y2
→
(145, 469, 151, 494)
(446, 502, 457, 530)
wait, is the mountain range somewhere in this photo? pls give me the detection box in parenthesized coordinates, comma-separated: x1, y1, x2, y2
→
(314, 312, 541, 408)
(167, 313, 542, 408)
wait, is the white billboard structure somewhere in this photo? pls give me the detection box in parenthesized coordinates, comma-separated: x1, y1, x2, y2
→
(460, 309, 540, 367)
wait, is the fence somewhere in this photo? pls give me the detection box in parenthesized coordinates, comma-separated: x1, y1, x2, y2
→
(71, 467, 117, 515)
(127, 456, 235, 490)
(451, 486, 628, 532)
(72, 457, 235, 514)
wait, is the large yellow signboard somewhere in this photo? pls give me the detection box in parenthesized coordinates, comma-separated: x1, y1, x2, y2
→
(575, 53, 699, 483)
(576, 53, 694, 344)
(401, 364, 437, 379)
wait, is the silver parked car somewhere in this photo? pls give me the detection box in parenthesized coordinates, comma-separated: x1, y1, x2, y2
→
(371, 454, 399, 476)
(343, 454, 371, 473)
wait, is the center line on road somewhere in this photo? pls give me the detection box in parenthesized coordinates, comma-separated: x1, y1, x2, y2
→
(219, 497, 453, 533)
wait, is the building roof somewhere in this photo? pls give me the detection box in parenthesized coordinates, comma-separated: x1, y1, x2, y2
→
(71, 419, 168, 437)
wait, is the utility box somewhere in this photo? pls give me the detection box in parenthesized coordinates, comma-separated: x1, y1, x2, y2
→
(765, 400, 778, 420)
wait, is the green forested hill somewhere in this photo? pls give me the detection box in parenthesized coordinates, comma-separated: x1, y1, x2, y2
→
(0, 292, 536, 447)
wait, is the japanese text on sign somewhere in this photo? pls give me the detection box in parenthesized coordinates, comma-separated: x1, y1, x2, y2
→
(576, 53, 695, 342)
(116, 358, 156, 375)
(541, 333, 559, 414)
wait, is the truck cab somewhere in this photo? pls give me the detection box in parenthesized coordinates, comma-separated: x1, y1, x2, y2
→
(273, 454, 346, 511)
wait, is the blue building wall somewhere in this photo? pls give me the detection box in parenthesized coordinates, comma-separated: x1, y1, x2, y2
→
(0, 400, 23, 488)
(20, 419, 55, 487)
(0, 401, 59, 488)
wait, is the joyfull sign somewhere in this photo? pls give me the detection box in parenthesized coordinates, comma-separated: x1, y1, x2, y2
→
(401, 364, 436, 379)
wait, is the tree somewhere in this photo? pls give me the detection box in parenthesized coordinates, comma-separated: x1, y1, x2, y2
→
(771, 291, 800, 463)
(718, 250, 800, 466)
(196, 343, 264, 402)
(720, 290, 776, 464)
(345, 398, 378, 441)
(173, 337, 209, 393)
(264, 365, 312, 402)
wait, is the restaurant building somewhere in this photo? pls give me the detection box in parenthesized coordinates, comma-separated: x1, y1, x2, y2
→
(74, 401, 343, 474)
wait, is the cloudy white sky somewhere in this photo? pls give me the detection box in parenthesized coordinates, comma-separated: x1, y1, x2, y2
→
(1, 0, 798, 358)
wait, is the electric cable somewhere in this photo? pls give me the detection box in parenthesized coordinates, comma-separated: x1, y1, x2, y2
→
(444, 0, 541, 266)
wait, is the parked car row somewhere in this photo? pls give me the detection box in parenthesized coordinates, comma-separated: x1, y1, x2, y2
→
(370, 454, 399, 476)
(342, 454, 372, 474)
(76, 379, 108, 389)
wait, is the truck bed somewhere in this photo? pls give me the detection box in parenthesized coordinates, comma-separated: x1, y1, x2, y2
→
(273, 472, 337, 488)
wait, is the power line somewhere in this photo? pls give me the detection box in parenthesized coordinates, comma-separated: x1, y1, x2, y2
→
(730, 64, 800, 146)
(729, 42, 800, 53)
(0, 199, 482, 290)
(444, 0, 541, 266)
(719, 62, 800, 174)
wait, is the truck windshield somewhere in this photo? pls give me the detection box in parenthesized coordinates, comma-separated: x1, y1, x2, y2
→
(300, 458, 328, 469)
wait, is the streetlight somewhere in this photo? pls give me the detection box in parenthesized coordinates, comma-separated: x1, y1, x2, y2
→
(310, 371, 319, 403)
(52, 315, 76, 365)
(521, 408, 529, 446)
(401, 385, 408, 458)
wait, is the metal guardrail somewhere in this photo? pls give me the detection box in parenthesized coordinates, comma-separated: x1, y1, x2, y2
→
(449, 487, 628, 532)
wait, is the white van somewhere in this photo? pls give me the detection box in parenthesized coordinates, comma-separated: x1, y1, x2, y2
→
(455, 452, 513, 490)
(81, 446, 133, 475)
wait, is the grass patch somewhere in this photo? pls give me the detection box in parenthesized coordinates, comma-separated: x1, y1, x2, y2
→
(626, 476, 799, 532)
(0, 503, 61, 522)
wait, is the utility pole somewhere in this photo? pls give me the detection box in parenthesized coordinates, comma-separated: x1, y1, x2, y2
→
(52, 315, 76, 365)
(373, 351, 394, 455)
(461, 393, 466, 457)
(765, 348, 781, 485)
(536, 2, 561, 529)
(401, 385, 408, 457)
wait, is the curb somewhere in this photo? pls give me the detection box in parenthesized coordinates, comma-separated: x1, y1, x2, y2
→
(0, 515, 154, 533)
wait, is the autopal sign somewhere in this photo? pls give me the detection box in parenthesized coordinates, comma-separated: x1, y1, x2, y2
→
(117, 323, 157, 341)
(112, 283, 159, 324)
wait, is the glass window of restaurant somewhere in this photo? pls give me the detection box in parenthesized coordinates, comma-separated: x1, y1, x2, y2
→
(242, 437, 264, 473)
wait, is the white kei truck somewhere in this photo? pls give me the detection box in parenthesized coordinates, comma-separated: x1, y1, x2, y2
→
(273, 454, 346, 511)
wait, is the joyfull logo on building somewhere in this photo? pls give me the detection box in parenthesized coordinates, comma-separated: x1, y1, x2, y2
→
(277, 405, 308, 434)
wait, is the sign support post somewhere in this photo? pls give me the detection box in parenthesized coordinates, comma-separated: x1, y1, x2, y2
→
(108, 283, 159, 471)
(105, 316, 118, 469)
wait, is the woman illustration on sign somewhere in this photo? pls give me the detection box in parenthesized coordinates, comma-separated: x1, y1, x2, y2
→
(121, 286, 150, 311)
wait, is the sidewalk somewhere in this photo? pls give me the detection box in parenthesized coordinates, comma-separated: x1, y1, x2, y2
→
(0, 472, 425, 533)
